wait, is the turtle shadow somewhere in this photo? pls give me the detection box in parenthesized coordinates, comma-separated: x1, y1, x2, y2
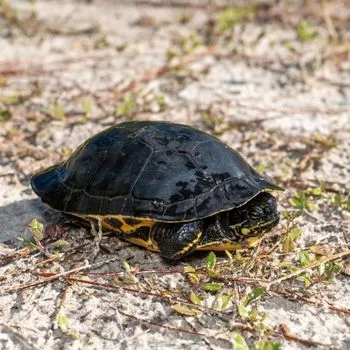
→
(0, 198, 60, 248)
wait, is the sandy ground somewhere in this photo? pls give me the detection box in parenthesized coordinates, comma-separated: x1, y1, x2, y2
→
(0, 1, 350, 349)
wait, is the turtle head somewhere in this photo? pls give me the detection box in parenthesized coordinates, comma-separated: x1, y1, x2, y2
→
(228, 192, 279, 240)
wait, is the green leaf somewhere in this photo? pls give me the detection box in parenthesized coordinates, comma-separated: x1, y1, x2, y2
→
(206, 251, 216, 271)
(243, 287, 266, 307)
(318, 262, 326, 276)
(184, 265, 195, 272)
(203, 282, 222, 293)
(172, 303, 202, 316)
(298, 251, 313, 266)
(297, 20, 318, 42)
(255, 340, 282, 350)
(49, 239, 69, 247)
(237, 303, 249, 319)
(123, 261, 131, 273)
(225, 250, 234, 261)
(189, 291, 201, 305)
(0, 109, 12, 122)
(184, 265, 200, 284)
(29, 218, 44, 241)
(279, 261, 291, 268)
(115, 94, 136, 117)
(57, 312, 69, 330)
(296, 272, 312, 287)
(217, 7, 255, 32)
(305, 187, 323, 198)
(282, 228, 302, 253)
(318, 261, 342, 281)
(290, 192, 308, 209)
(156, 94, 167, 110)
(290, 228, 302, 240)
(281, 210, 301, 220)
(255, 163, 267, 174)
(220, 293, 232, 310)
(282, 236, 295, 253)
(0, 94, 20, 104)
(230, 332, 249, 350)
(329, 262, 342, 274)
(284, 41, 296, 52)
(81, 97, 93, 117)
(50, 102, 65, 119)
(330, 194, 350, 212)
(16, 236, 37, 249)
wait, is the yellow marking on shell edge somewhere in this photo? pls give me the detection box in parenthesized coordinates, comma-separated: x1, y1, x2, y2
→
(83, 215, 159, 252)
(85, 214, 155, 234)
(197, 236, 261, 251)
(115, 215, 154, 233)
(124, 237, 160, 252)
(176, 230, 203, 257)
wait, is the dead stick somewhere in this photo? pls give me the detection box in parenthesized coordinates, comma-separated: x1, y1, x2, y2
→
(264, 249, 350, 288)
(0, 257, 116, 294)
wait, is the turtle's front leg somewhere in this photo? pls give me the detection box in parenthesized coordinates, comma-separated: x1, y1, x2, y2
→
(152, 221, 203, 260)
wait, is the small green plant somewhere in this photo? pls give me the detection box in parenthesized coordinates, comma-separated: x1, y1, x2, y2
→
(171, 303, 202, 316)
(0, 109, 12, 122)
(298, 250, 314, 266)
(213, 292, 232, 311)
(255, 340, 281, 350)
(290, 191, 311, 210)
(318, 260, 342, 282)
(230, 332, 249, 350)
(282, 227, 302, 253)
(283, 41, 296, 52)
(57, 312, 79, 338)
(0, 93, 21, 104)
(28, 218, 44, 240)
(237, 288, 267, 325)
(94, 36, 110, 49)
(242, 287, 266, 307)
(49, 102, 65, 119)
(178, 32, 202, 54)
(217, 7, 255, 32)
(297, 20, 318, 42)
(115, 94, 136, 118)
(189, 290, 201, 305)
(57, 312, 69, 332)
(290, 187, 324, 211)
(206, 251, 217, 272)
(184, 265, 200, 284)
(330, 193, 350, 212)
(168, 32, 203, 61)
(155, 94, 167, 111)
(16, 236, 37, 249)
(203, 282, 222, 293)
(81, 97, 93, 118)
(296, 271, 313, 287)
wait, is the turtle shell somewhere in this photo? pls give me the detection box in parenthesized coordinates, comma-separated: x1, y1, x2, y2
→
(31, 121, 282, 222)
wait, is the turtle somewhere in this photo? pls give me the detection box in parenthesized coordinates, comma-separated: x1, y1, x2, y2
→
(31, 121, 282, 260)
